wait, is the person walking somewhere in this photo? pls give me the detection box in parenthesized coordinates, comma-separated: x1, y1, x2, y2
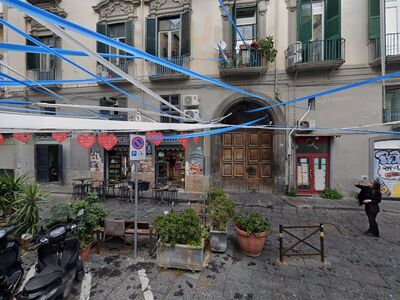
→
(363, 180, 381, 238)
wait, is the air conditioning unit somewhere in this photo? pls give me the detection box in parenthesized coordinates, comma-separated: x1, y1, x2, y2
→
(184, 109, 201, 121)
(298, 120, 316, 131)
(183, 95, 199, 107)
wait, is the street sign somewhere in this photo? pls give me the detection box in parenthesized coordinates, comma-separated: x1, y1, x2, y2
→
(129, 134, 146, 161)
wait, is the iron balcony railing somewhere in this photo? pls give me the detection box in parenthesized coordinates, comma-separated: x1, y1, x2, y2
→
(370, 33, 400, 61)
(285, 38, 345, 68)
(148, 56, 190, 77)
(98, 60, 129, 79)
(29, 68, 60, 81)
(219, 49, 266, 69)
(383, 107, 400, 122)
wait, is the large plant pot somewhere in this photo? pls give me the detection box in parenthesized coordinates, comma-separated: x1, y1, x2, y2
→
(156, 240, 204, 271)
(209, 229, 228, 253)
(234, 225, 267, 257)
(80, 242, 93, 262)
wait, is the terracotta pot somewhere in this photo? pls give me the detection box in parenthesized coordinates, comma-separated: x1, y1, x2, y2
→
(80, 242, 93, 261)
(234, 225, 268, 257)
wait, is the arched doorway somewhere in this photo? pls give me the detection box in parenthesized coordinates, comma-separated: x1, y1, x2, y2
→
(218, 100, 273, 192)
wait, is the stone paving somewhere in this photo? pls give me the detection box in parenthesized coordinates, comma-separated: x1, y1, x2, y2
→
(19, 192, 400, 299)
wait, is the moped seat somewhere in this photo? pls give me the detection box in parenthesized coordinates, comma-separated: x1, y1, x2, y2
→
(24, 264, 64, 293)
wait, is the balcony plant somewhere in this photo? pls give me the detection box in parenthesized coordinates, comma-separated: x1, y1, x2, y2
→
(206, 193, 235, 252)
(234, 212, 271, 257)
(154, 209, 208, 271)
(258, 36, 278, 63)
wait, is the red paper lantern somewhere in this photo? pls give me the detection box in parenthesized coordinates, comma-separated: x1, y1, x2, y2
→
(98, 133, 118, 151)
(193, 136, 199, 145)
(14, 133, 32, 143)
(77, 134, 96, 149)
(0, 134, 4, 145)
(146, 131, 164, 146)
(52, 132, 69, 143)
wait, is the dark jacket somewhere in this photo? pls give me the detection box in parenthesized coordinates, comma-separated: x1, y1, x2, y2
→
(364, 189, 381, 214)
(355, 184, 370, 206)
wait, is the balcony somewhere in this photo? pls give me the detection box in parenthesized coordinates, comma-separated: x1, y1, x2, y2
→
(97, 61, 133, 83)
(369, 33, 400, 67)
(148, 56, 190, 82)
(285, 38, 345, 73)
(218, 49, 268, 78)
(383, 107, 400, 123)
(28, 68, 60, 81)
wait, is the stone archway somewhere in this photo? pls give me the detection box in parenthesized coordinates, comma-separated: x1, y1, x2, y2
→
(210, 97, 285, 193)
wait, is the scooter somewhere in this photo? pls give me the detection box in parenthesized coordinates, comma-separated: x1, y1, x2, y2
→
(0, 226, 24, 300)
(17, 210, 85, 300)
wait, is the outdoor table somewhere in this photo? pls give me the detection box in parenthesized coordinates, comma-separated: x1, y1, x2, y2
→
(72, 177, 91, 185)
(72, 178, 91, 199)
(154, 185, 170, 204)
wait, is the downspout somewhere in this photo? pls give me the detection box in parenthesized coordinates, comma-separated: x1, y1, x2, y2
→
(287, 101, 312, 190)
(274, 0, 279, 98)
(380, 0, 386, 119)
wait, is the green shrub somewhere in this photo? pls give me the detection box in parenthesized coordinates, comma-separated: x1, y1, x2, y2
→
(0, 172, 28, 214)
(207, 188, 225, 201)
(320, 188, 342, 200)
(287, 188, 297, 197)
(235, 213, 271, 234)
(154, 209, 207, 249)
(207, 194, 235, 231)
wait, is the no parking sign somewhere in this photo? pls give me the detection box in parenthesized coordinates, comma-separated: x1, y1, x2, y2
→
(129, 134, 146, 161)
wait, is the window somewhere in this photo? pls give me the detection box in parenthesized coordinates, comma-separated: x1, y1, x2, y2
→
(146, 11, 191, 58)
(235, 6, 257, 49)
(384, 88, 400, 122)
(41, 100, 56, 116)
(100, 97, 128, 121)
(160, 95, 180, 123)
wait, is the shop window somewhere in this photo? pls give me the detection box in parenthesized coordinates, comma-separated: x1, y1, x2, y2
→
(160, 95, 181, 123)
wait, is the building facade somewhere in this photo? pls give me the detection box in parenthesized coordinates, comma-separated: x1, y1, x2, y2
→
(0, 0, 400, 198)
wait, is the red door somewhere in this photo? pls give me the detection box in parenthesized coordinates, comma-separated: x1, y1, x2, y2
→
(296, 137, 330, 194)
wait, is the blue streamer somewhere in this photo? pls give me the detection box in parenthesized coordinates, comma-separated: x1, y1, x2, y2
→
(0, 42, 136, 59)
(0, 99, 32, 105)
(0, 17, 168, 116)
(0, 0, 269, 102)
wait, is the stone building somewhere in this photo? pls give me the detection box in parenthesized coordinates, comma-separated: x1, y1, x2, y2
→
(0, 0, 400, 198)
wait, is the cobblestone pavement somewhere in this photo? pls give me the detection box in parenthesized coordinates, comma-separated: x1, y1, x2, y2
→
(19, 193, 400, 300)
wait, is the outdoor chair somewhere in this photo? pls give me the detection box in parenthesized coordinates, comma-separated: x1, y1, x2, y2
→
(72, 183, 83, 200)
(168, 185, 179, 203)
(96, 218, 129, 253)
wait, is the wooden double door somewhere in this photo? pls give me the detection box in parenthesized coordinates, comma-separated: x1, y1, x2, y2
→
(220, 131, 273, 192)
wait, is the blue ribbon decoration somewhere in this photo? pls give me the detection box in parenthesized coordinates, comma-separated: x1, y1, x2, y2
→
(0, 0, 269, 102)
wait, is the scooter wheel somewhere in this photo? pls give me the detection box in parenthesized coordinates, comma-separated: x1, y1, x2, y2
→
(75, 261, 85, 282)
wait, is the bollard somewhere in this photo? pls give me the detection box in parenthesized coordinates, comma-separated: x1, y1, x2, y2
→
(279, 224, 283, 262)
(320, 223, 325, 263)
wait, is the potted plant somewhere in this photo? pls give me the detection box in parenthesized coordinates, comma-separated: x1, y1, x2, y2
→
(154, 209, 208, 271)
(258, 35, 278, 64)
(206, 193, 235, 252)
(234, 213, 271, 257)
(11, 182, 48, 237)
(0, 172, 28, 216)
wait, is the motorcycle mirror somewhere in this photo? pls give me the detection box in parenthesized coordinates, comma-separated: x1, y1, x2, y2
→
(77, 209, 84, 217)
(21, 233, 33, 241)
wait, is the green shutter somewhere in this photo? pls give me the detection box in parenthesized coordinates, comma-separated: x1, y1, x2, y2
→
(125, 19, 134, 46)
(96, 23, 109, 54)
(26, 38, 39, 70)
(181, 10, 191, 56)
(146, 17, 157, 56)
(369, 0, 380, 39)
(325, 0, 341, 40)
(297, 0, 312, 43)
(231, 2, 236, 50)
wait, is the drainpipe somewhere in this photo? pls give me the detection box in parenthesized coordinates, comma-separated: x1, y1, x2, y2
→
(380, 0, 386, 116)
(287, 101, 312, 190)
(274, 0, 279, 98)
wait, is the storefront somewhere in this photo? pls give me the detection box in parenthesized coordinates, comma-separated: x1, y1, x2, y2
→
(155, 146, 185, 187)
(295, 136, 330, 194)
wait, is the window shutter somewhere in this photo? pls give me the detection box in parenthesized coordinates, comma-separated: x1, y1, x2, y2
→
(368, 0, 380, 39)
(297, 0, 312, 43)
(146, 17, 157, 56)
(35, 145, 49, 182)
(125, 19, 134, 46)
(231, 2, 237, 49)
(181, 10, 191, 56)
(26, 38, 39, 70)
(96, 23, 109, 54)
(325, 0, 341, 40)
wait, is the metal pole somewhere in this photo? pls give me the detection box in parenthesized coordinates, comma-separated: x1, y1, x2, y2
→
(134, 161, 139, 257)
(320, 224, 325, 263)
(380, 0, 386, 107)
(279, 224, 283, 262)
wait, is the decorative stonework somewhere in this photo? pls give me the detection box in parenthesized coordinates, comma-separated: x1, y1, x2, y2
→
(93, 0, 141, 22)
(285, 0, 297, 12)
(220, 0, 269, 18)
(147, 0, 191, 17)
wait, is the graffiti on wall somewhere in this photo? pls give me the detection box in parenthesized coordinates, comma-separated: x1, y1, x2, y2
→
(187, 146, 204, 175)
(374, 149, 400, 197)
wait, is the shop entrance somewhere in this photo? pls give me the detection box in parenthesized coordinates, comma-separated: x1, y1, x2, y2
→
(295, 137, 330, 194)
(156, 147, 185, 187)
(106, 147, 129, 182)
(35, 144, 63, 183)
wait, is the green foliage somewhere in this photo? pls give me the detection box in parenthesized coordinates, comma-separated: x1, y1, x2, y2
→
(206, 194, 235, 231)
(0, 172, 28, 213)
(11, 183, 48, 236)
(235, 213, 271, 234)
(207, 188, 225, 202)
(45, 194, 108, 248)
(320, 188, 342, 200)
(258, 36, 278, 63)
(154, 209, 207, 249)
(287, 188, 297, 197)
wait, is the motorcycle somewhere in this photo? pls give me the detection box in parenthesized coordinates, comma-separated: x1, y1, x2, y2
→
(0, 226, 24, 300)
(17, 210, 85, 300)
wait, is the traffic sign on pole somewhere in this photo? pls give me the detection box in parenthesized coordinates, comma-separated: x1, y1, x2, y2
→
(129, 134, 146, 161)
